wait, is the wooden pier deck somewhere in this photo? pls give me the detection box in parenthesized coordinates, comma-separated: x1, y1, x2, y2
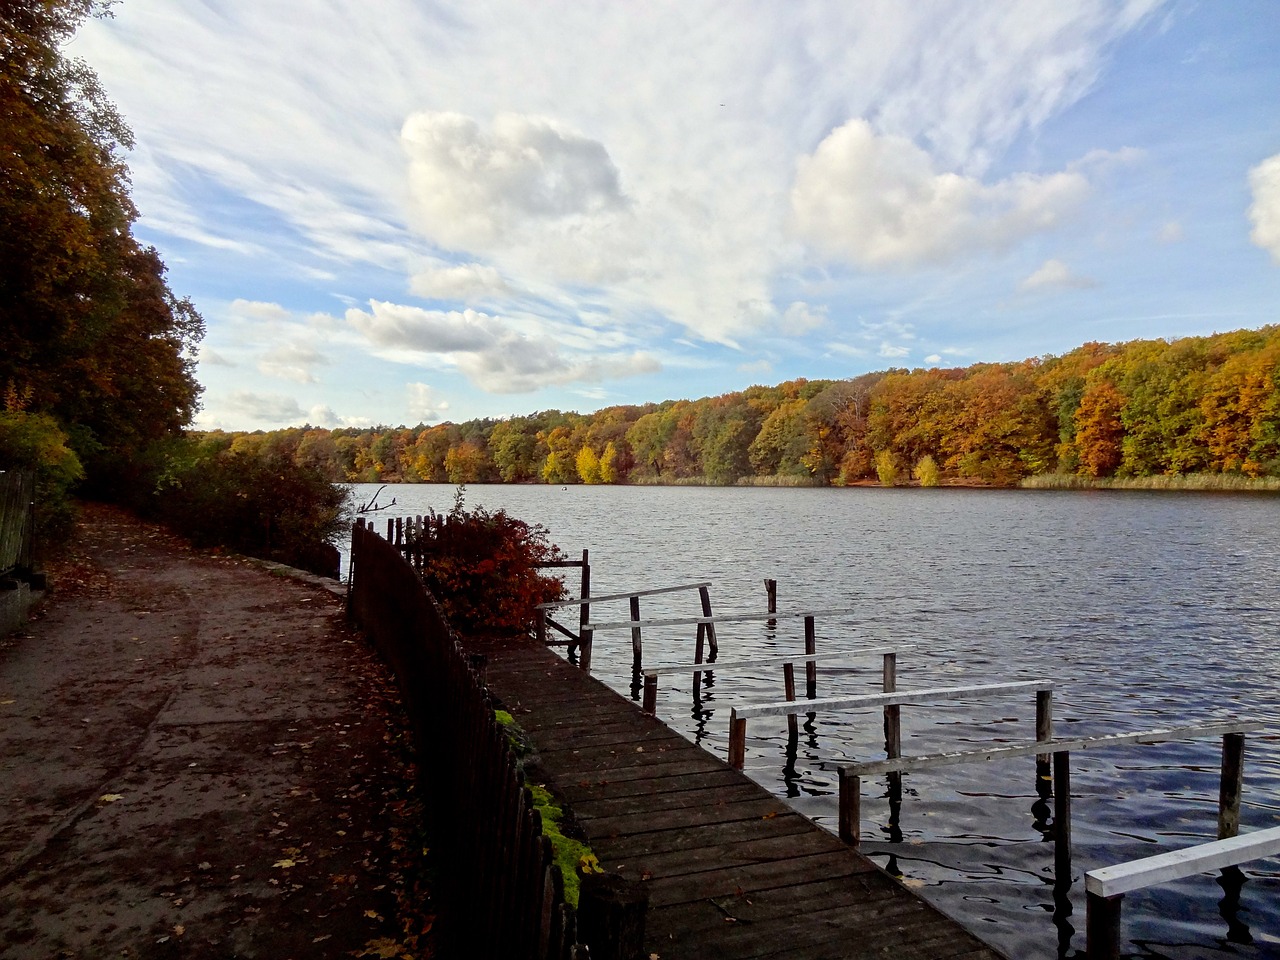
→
(475, 641, 1007, 960)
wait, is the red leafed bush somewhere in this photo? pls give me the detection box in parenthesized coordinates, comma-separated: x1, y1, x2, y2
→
(414, 488, 566, 637)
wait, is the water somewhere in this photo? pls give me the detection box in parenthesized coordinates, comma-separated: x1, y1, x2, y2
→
(345, 483, 1280, 959)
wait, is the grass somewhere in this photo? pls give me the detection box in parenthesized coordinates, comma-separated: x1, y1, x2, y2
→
(1021, 473, 1280, 492)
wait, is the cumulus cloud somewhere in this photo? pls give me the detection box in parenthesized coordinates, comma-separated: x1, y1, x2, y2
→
(406, 383, 449, 423)
(791, 119, 1091, 269)
(1248, 153, 1280, 264)
(879, 342, 911, 358)
(258, 342, 328, 383)
(782, 301, 829, 334)
(346, 299, 661, 394)
(1019, 258, 1098, 292)
(223, 391, 305, 424)
(230, 299, 293, 324)
(402, 112, 626, 251)
(924, 353, 943, 364)
(410, 262, 512, 301)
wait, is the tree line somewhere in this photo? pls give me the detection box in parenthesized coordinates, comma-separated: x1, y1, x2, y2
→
(211, 325, 1280, 488)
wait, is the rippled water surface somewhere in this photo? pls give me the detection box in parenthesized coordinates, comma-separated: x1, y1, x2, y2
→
(348, 483, 1280, 959)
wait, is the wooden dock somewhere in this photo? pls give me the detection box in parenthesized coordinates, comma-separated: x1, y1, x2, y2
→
(474, 640, 1007, 960)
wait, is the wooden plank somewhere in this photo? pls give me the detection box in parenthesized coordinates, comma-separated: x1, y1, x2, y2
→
(650, 873, 898, 933)
(642, 647, 899, 678)
(595, 812, 815, 861)
(594, 826, 850, 881)
(635, 849, 877, 908)
(537, 581, 713, 610)
(574, 781, 764, 822)
(584, 797, 792, 839)
(557, 768, 747, 805)
(584, 607, 859, 631)
(733, 679, 1055, 720)
(1084, 824, 1280, 897)
(842, 721, 1265, 777)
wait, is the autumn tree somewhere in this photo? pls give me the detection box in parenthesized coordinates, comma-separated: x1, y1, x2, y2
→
(1, 0, 203, 488)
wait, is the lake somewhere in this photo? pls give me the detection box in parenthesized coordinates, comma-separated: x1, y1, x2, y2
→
(344, 482, 1280, 959)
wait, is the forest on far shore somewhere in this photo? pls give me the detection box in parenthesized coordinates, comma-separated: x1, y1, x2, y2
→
(205, 325, 1280, 489)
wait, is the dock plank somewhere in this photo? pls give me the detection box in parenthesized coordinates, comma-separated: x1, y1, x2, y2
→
(476, 642, 1007, 960)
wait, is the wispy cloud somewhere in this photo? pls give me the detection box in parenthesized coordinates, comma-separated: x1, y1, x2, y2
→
(1248, 153, 1280, 264)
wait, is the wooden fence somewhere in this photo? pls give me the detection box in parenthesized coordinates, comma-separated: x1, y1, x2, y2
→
(0, 469, 34, 580)
(347, 520, 587, 959)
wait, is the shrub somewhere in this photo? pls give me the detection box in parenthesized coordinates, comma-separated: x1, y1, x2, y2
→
(147, 436, 349, 575)
(0, 410, 85, 543)
(412, 488, 567, 637)
(913, 455, 940, 487)
(874, 450, 899, 487)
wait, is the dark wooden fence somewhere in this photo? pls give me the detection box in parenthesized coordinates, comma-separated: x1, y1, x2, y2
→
(347, 520, 586, 959)
(0, 469, 34, 580)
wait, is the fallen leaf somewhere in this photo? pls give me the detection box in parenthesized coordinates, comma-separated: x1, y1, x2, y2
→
(355, 938, 404, 958)
(273, 858, 299, 868)
(173, 924, 185, 937)
(364, 908, 384, 920)
(98, 794, 124, 803)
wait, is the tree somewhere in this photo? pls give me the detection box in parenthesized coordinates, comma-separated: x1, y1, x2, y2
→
(1073, 380, 1126, 477)
(1, 0, 203, 488)
(575, 445, 602, 484)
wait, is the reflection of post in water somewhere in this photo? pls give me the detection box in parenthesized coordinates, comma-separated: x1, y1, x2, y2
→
(1032, 756, 1053, 835)
(1051, 871, 1075, 960)
(883, 773, 904, 844)
(781, 725, 801, 799)
(1049, 750, 1075, 960)
(1217, 865, 1252, 945)
(629, 661, 642, 701)
(689, 693, 712, 747)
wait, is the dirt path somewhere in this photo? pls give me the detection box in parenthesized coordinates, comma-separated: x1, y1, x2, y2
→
(0, 504, 432, 959)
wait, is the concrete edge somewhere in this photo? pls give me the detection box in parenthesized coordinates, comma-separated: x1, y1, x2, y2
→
(240, 557, 348, 599)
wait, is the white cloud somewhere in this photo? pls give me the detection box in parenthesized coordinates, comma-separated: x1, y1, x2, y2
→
(402, 112, 626, 251)
(791, 119, 1092, 269)
(738, 359, 774, 375)
(258, 343, 328, 383)
(1248, 153, 1280, 264)
(879, 342, 911, 359)
(1157, 220, 1184, 244)
(782, 301, 829, 334)
(410, 262, 511, 301)
(406, 383, 449, 423)
(1019, 258, 1098, 292)
(347, 300, 661, 394)
(924, 353, 943, 364)
(223, 391, 305, 424)
(230, 299, 293, 324)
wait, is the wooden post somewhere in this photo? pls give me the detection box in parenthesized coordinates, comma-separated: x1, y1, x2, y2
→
(578, 872, 649, 960)
(386, 518, 393, 540)
(578, 550, 591, 671)
(728, 710, 746, 769)
(1036, 688, 1054, 790)
(642, 674, 657, 715)
(765, 578, 777, 614)
(838, 768, 861, 847)
(630, 595, 643, 674)
(1054, 750, 1072, 880)
(783, 662, 798, 737)
(1218, 732, 1244, 840)
(698, 585, 718, 658)
(536, 608, 547, 645)
(1086, 891, 1124, 960)
(882, 652, 900, 760)
(804, 616, 817, 698)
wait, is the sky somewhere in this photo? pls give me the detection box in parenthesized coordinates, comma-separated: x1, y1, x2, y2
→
(71, 0, 1280, 432)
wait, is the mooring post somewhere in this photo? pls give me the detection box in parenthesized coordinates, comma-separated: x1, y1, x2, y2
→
(1054, 750, 1072, 880)
(629, 595, 642, 674)
(1036, 688, 1054, 788)
(882, 652, 901, 760)
(1086, 891, 1124, 960)
(536, 608, 547, 645)
(765, 578, 777, 614)
(642, 674, 657, 714)
(1219, 732, 1245, 840)
(728, 709, 746, 769)
(783, 662, 798, 737)
(698, 585, 718, 658)
(577, 550, 591, 671)
(804, 616, 817, 698)
(838, 768, 861, 847)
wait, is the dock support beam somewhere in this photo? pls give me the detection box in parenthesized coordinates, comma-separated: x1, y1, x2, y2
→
(804, 615, 817, 699)
(1054, 750, 1072, 880)
(727, 710, 746, 769)
(1086, 891, 1124, 960)
(1219, 732, 1244, 840)
(838, 768, 861, 846)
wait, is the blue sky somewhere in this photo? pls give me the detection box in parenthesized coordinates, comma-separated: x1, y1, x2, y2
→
(72, 1, 1280, 431)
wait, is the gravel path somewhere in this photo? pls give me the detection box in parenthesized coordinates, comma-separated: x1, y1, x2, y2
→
(0, 504, 433, 959)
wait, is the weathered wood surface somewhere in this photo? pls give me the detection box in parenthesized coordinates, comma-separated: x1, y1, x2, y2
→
(475, 641, 1008, 960)
(1085, 824, 1280, 898)
(584, 607, 858, 631)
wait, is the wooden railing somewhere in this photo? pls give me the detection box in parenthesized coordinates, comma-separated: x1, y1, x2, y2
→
(0, 468, 34, 580)
(347, 521, 586, 959)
